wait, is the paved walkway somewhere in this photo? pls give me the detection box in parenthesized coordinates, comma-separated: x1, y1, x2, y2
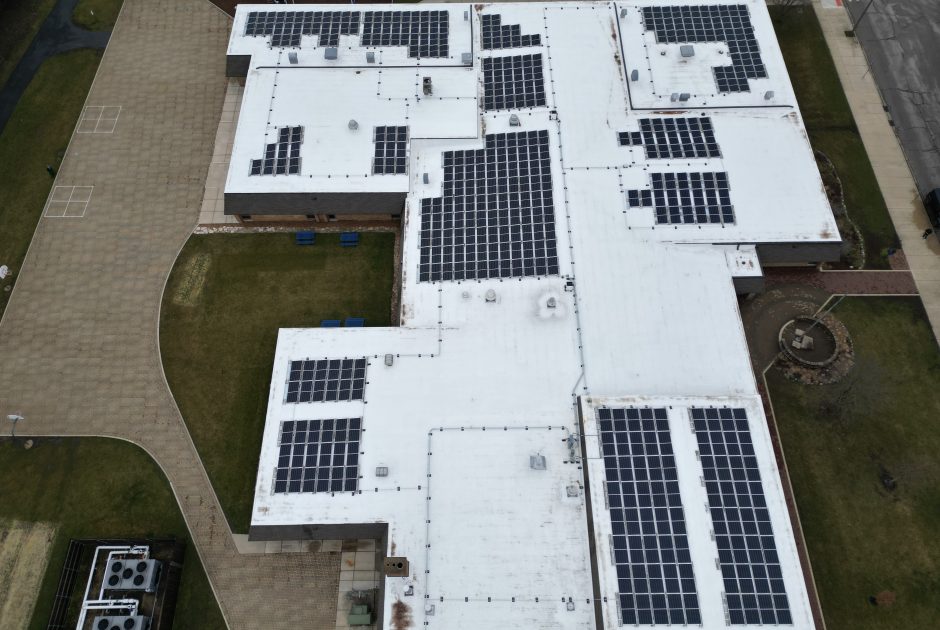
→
(0, 0, 110, 134)
(765, 268, 919, 295)
(815, 0, 940, 341)
(0, 1, 339, 628)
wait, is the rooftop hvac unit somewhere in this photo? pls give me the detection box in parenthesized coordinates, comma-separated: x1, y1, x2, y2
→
(530, 454, 547, 470)
(461, 52, 472, 66)
(630, 69, 639, 81)
(366, 51, 375, 63)
(324, 47, 338, 60)
(93, 615, 151, 630)
(287, 52, 298, 64)
(680, 45, 695, 58)
(509, 114, 521, 127)
(104, 559, 162, 593)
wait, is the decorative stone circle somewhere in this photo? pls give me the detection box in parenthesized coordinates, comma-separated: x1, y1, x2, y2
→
(776, 313, 854, 385)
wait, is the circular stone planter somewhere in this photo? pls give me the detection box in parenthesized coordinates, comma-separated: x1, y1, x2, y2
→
(776, 313, 854, 385)
(779, 316, 839, 367)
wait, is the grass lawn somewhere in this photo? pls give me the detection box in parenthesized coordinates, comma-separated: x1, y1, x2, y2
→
(0, 48, 102, 318)
(160, 232, 396, 532)
(0, 438, 226, 630)
(0, 0, 56, 90)
(767, 298, 940, 628)
(771, 6, 899, 268)
(73, 0, 124, 32)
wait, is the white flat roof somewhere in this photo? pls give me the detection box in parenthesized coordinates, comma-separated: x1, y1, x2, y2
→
(232, 3, 828, 629)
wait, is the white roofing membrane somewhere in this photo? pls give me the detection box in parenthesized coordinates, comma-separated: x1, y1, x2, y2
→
(232, 2, 828, 629)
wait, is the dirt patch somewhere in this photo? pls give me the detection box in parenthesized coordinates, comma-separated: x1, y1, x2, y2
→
(171, 252, 211, 307)
(0, 519, 58, 629)
(391, 599, 412, 629)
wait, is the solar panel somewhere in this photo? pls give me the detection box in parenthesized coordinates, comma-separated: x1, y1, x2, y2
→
(373, 126, 408, 175)
(691, 408, 792, 625)
(618, 117, 721, 159)
(285, 358, 366, 403)
(250, 125, 302, 176)
(419, 130, 559, 282)
(244, 11, 361, 48)
(641, 5, 767, 93)
(273, 419, 361, 494)
(626, 172, 734, 225)
(481, 14, 541, 50)
(482, 54, 547, 111)
(598, 408, 702, 626)
(361, 11, 449, 58)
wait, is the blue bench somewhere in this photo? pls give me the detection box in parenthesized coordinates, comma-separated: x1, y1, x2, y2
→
(340, 232, 359, 247)
(295, 231, 316, 245)
(344, 317, 365, 327)
(320, 319, 341, 328)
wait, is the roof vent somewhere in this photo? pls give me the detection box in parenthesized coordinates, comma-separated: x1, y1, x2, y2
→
(630, 69, 639, 82)
(680, 45, 695, 58)
(464, 10, 469, 21)
(384, 556, 410, 577)
(764, 90, 775, 100)
(366, 51, 375, 64)
(288, 52, 298, 64)
(530, 454, 547, 470)
(384, 353, 394, 366)
(484, 289, 497, 302)
(619, 8, 627, 18)
(376, 466, 389, 477)
(423, 173, 430, 184)
(509, 114, 521, 127)
(566, 484, 580, 497)
(566, 599, 576, 611)
(324, 47, 338, 60)
(670, 93, 679, 102)
(461, 52, 472, 66)
(348, 119, 359, 130)
(422, 76, 433, 96)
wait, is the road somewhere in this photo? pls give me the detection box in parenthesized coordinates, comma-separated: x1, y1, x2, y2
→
(845, 0, 940, 196)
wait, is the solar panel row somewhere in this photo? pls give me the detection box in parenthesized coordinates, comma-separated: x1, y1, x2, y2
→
(691, 408, 792, 625)
(627, 172, 734, 225)
(418, 130, 559, 282)
(598, 407, 702, 626)
(285, 358, 366, 404)
(481, 54, 547, 111)
(642, 5, 766, 92)
(244, 10, 449, 58)
(480, 14, 541, 50)
(361, 10, 449, 58)
(245, 11, 361, 48)
(373, 126, 408, 175)
(250, 125, 302, 176)
(274, 418, 361, 494)
(619, 117, 721, 159)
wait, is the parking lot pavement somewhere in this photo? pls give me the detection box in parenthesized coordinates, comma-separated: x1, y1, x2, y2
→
(844, 0, 940, 196)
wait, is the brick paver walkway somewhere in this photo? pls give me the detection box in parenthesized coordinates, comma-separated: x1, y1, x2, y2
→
(765, 268, 919, 295)
(0, 1, 339, 628)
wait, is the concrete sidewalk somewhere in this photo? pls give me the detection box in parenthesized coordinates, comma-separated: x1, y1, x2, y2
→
(814, 1, 940, 341)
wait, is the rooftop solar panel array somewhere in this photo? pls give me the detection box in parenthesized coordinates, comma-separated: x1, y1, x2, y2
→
(250, 125, 302, 176)
(619, 117, 721, 159)
(627, 172, 734, 225)
(481, 14, 541, 49)
(373, 126, 408, 175)
(691, 408, 792, 625)
(419, 130, 559, 282)
(285, 358, 366, 404)
(361, 11, 449, 58)
(598, 407, 702, 626)
(641, 5, 766, 92)
(274, 419, 361, 494)
(482, 54, 547, 111)
(245, 11, 361, 48)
